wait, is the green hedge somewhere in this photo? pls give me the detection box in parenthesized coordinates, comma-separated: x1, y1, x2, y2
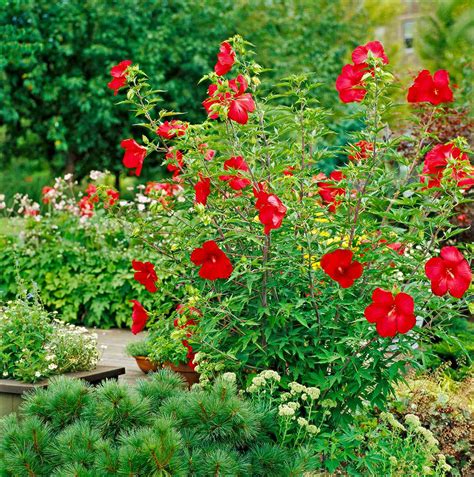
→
(0, 214, 180, 328)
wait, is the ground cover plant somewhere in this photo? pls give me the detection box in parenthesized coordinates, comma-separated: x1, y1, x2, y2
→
(0, 286, 99, 383)
(105, 36, 473, 433)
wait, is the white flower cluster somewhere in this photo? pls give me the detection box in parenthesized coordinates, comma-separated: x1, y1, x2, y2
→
(380, 411, 406, 431)
(0, 194, 5, 210)
(222, 372, 236, 383)
(89, 170, 107, 181)
(404, 413, 421, 428)
(289, 381, 320, 400)
(404, 414, 439, 449)
(246, 369, 281, 393)
(437, 454, 452, 472)
(278, 404, 296, 417)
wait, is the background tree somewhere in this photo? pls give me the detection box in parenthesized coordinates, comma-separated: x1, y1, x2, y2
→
(0, 0, 370, 195)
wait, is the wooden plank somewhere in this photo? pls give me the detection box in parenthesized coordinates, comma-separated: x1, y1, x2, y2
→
(0, 366, 125, 395)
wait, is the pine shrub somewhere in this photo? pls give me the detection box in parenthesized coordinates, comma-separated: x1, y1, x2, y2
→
(0, 372, 319, 476)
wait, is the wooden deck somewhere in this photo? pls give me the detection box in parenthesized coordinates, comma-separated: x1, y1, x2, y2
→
(94, 328, 149, 385)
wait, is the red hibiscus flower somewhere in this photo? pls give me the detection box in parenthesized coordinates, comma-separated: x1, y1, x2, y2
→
(205, 149, 216, 161)
(203, 75, 255, 125)
(227, 75, 256, 124)
(202, 83, 226, 119)
(156, 120, 188, 139)
(219, 156, 251, 190)
(194, 174, 211, 206)
(407, 70, 453, 105)
(320, 249, 363, 288)
(364, 288, 416, 338)
(336, 64, 367, 103)
(425, 246, 472, 298)
(348, 140, 374, 161)
(214, 41, 235, 76)
(283, 166, 295, 176)
(421, 143, 474, 190)
(130, 300, 148, 334)
(105, 189, 119, 208)
(191, 240, 233, 280)
(166, 148, 184, 179)
(132, 259, 158, 293)
(107, 60, 132, 95)
(317, 171, 346, 212)
(42, 186, 55, 204)
(352, 41, 388, 65)
(254, 189, 287, 235)
(121, 139, 147, 177)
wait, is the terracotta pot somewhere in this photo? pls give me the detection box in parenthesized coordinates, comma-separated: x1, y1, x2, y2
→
(134, 356, 160, 374)
(163, 362, 200, 387)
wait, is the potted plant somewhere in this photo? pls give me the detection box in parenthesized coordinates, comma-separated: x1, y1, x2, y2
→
(147, 316, 200, 387)
(125, 340, 159, 374)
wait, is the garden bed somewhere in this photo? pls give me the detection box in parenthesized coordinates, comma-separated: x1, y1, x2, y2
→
(0, 365, 125, 417)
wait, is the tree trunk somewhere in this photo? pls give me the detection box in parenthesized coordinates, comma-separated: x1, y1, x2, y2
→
(65, 151, 77, 174)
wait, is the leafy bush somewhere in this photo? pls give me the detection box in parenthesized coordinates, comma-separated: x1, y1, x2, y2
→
(0, 287, 99, 383)
(108, 36, 473, 433)
(0, 174, 184, 328)
(391, 370, 473, 475)
(0, 372, 319, 476)
(316, 410, 454, 476)
(423, 317, 474, 380)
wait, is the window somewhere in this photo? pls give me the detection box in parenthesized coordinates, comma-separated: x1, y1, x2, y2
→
(403, 20, 416, 50)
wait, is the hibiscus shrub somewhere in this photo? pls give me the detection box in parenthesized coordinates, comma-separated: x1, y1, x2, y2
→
(109, 36, 473, 430)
